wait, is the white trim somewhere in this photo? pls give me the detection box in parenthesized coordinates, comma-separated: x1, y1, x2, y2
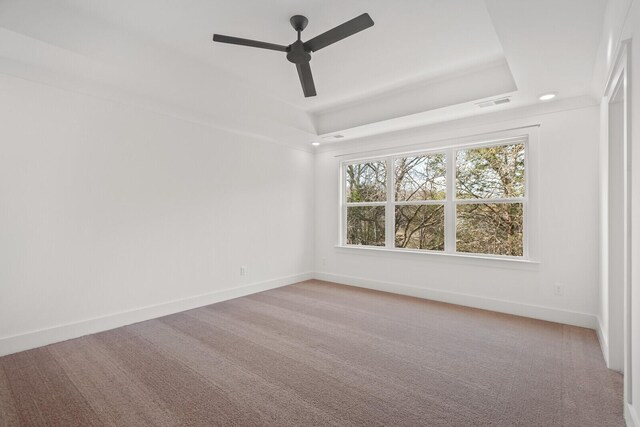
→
(626, 403, 640, 427)
(445, 149, 456, 252)
(337, 132, 529, 162)
(314, 273, 596, 329)
(454, 197, 525, 205)
(597, 316, 610, 366)
(0, 272, 313, 357)
(1, 272, 600, 359)
(333, 244, 539, 266)
(394, 200, 449, 206)
(345, 201, 387, 206)
(339, 157, 346, 246)
(316, 97, 595, 156)
(384, 158, 395, 248)
(602, 39, 632, 401)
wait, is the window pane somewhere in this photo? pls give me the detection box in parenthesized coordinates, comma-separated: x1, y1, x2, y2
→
(395, 205, 445, 250)
(456, 143, 525, 199)
(346, 206, 385, 246)
(345, 162, 386, 202)
(395, 154, 446, 201)
(456, 203, 523, 256)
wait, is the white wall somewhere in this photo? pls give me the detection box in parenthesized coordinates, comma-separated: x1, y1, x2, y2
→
(0, 73, 314, 355)
(315, 103, 600, 328)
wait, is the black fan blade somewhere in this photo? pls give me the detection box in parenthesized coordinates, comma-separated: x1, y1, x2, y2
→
(213, 34, 288, 52)
(304, 13, 374, 52)
(296, 62, 317, 97)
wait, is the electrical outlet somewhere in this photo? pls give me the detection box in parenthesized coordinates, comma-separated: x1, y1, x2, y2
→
(321, 257, 327, 267)
(554, 283, 564, 296)
(240, 266, 246, 276)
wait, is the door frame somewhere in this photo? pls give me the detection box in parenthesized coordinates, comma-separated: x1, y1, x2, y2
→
(603, 39, 632, 404)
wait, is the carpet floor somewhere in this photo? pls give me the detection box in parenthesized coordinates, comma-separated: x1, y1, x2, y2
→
(0, 280, 624, 426)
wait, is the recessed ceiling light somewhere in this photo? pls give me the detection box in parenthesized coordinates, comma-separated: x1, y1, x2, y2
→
(539, 92, 557, 101)
(312, 142, 320, 146)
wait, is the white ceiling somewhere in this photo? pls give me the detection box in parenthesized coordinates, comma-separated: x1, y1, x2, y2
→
(0, 0, 609, 146)
(62, 0, 506, 111)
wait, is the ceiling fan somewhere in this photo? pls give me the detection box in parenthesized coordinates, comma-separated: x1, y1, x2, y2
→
(212, 13, 374, 98)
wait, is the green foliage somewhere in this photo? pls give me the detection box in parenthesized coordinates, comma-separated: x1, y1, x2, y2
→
(395, 205, 445, 250)
(456, 143, 525, 256)
(346, 206, 385, 246)
(345, 161, 387, 246)
(395, 154, 446, 201)
(346, 162, 386, 203)
(456, 203, 523, 256)
(456, 143, 525, 199)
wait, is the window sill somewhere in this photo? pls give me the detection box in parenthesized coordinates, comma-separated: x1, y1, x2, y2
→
(334, 245, 540, 268)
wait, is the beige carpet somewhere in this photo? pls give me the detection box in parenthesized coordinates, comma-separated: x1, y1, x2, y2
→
(0, 280, 624, 426)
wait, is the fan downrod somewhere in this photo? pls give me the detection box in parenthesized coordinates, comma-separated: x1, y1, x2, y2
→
(287, 15, 311, 64)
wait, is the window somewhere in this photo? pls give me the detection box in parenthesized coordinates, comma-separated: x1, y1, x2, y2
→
(394, 154, 446, 250)
(341, 136, 530, 259)
(345, 161, 386, 246)
(455, 143, 525, 256)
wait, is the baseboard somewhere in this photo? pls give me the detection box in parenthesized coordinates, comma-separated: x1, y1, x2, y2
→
(627, 403, 640, 427)
(314, 272, 597, 329)
(0, 271, 599, 357)
(596, 316, 610, 366)
(0, 272, 313, 357)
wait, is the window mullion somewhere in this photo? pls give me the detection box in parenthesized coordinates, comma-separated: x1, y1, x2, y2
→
(445, 148, 456, 253)
(385, 157, 395, 248)
(341, 163, 346, 246)
(345, 202, 387, 206)
(455, 197, 525, 204)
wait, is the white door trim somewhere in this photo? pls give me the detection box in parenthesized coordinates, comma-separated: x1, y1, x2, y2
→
(603, 39, 632, 404)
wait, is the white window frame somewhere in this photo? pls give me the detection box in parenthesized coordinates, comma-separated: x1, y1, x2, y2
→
(339, 128, 539, 261)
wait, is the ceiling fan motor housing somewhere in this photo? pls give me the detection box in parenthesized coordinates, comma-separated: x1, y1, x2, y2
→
(287, 40, 311, 64)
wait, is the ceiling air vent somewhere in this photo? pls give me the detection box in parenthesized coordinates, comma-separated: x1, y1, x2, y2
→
(476, 97, 511, 108)
(321, 134, 344, 140)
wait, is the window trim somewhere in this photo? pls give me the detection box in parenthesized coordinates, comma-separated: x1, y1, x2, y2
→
(339, 128, 538, 261)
